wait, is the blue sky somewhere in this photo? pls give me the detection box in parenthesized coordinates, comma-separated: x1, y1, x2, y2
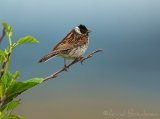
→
(0, 0, 160, 118)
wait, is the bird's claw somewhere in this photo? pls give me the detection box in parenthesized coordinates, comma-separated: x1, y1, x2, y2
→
(79, 57, 84, 65)
(64, 65, 68, 72)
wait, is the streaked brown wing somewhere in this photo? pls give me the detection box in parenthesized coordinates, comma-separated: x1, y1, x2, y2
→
(52, 29, 75, 51)
(52, 29, 88, 53)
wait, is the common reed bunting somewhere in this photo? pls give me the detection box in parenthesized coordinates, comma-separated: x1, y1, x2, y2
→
(38, 24, 91, 67)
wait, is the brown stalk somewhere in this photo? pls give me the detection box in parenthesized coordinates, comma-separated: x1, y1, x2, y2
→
(0, 28, 5, 44)
(0, 28, 6, 78)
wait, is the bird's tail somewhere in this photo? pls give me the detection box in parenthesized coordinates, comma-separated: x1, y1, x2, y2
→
(38, 52, 58, 63)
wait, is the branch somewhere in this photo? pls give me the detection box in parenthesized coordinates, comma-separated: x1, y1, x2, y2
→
(43, 49, 103, 82)
(0, 28, 5, 44)
(0, 29, 6, 78)
(0, 53, 11, 78)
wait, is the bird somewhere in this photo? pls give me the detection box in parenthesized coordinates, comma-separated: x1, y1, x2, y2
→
(38, 24, 91, 68)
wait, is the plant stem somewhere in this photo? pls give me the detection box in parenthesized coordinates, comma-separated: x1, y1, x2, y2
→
(4, 53, 11, 75)
(5, 34, 12, 74)
(0, 34, 12, 78)
(8, 37, 12, 48)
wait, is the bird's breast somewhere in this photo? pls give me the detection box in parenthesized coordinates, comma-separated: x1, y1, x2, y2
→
(69, 44, 88, 58)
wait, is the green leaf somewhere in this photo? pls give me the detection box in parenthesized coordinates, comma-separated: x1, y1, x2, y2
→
(0, 50, 5, 62)
(0, 85, 3, 98)
(9, 115, 25, 119)
(0, 71, 20, 94)
(0, 114, 25, 119)
(24, 78, 44, 83)
(4, 48, 9, 55)
(2, 22, 12, 38)
(6, 78, 43, 96)
(0, 71, 16, 98)
(0, 49, 8, 63)
(1, 78, 44, 109)
(16, 36, 39, 45)
(12, 36, 39, 49)
(1, 71, 13, 89)
(2, 22, 11, 32)
(7, 100, 20, 111)
(12, 71, 20, 81)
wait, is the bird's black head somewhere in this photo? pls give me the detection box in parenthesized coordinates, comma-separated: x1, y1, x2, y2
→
(78, 24, 90, 34)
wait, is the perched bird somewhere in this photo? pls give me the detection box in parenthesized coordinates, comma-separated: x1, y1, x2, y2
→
(38, 24, 91, 67)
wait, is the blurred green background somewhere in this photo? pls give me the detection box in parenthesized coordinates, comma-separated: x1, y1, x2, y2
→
(0, 0, 160, 118)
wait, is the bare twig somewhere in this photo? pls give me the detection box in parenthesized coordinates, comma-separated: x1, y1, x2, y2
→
(0, 29, 6, 78)
(0, 28, 5, 44)
(43, 49, 103, 81)
(0, 53, 11, 78)
(0, 62, 7, 78)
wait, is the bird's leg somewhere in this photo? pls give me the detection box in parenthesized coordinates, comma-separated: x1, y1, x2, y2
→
(63, 58, 68, 71)
(79, 56, 84, 64)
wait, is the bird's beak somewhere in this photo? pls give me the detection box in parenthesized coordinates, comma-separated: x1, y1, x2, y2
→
(88, 29, 92, 33)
